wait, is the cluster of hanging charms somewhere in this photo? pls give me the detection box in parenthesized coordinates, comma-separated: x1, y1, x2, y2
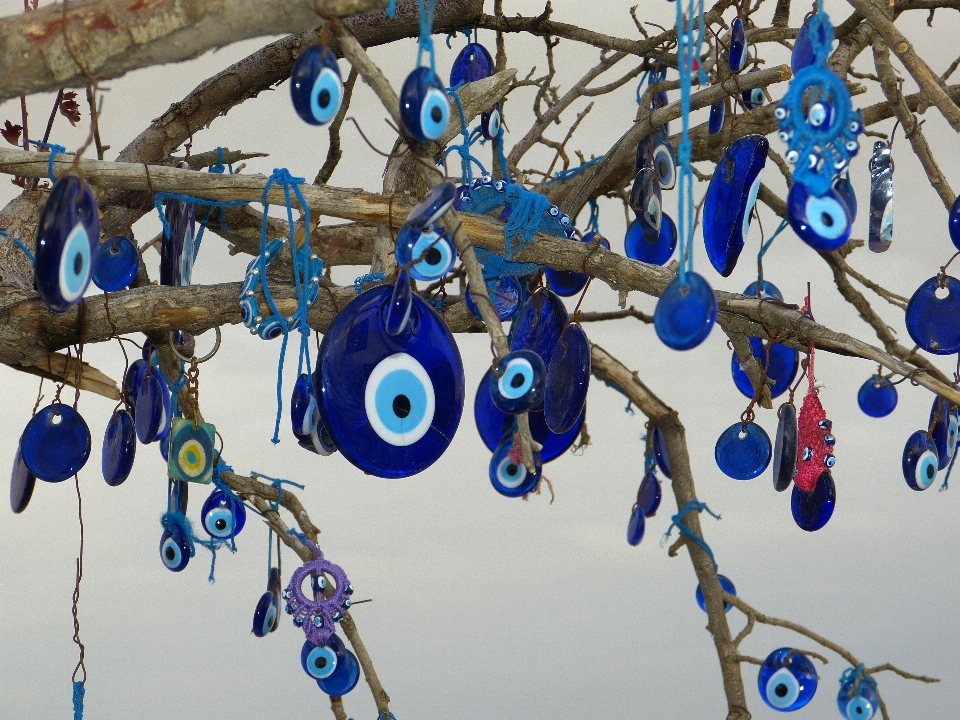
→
(627, 429, 663, 546)
(901, 393, 958, 492)
(731, 282, 799, 400)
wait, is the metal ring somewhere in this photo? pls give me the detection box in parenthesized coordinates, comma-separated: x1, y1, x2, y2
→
(169, 326, 221, 364)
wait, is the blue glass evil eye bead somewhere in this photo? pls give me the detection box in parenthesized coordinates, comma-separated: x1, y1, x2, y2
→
(318, 647, 360, 696)
(102, 409, 136, 487)
(772, 402, 798, 492)
(743, 280, 783, 300)
(626, 506, 645, 546)
(792, 19, 815, 73)
(466, 275, 522, 321)
(905, 275, 960, 355)
(833, 171, 857, 218)
(902, 430, 938, 491)
(731, 338, 799, 399)
(301, 635, 346, 680)
(708, 100, 726, 135)
(489, 350, 546, 414)
(316, 286, 464, 478)
(652, 130, 677, 190)
(868, 141, 894, 253)
(201, 490, 247, 539)
(741, 68, 766, 109)
(450, 42, 494, 86)
(291, 45, 343, 126)
(544, 324, 591, 435)
(21, 403, 91, 483)
(34, 175, 100, 313)
(291, 373, 318, 437)
(406, 182, 456, 230)
(481, 103, 501, 141)
(489, 437, 542, 497)
(838, 671, 879, 720)
(729, 17, 748, 72)
(252, 590, 279, 638)
(92, 236, 139, 292)
(703, 135, 768, 277)
(654, 273, 717, 351)
(758, 648, 818, 712)
(161, 191, 195, 288)
(950, 194, 960, 252)
(10, 443, 36, 514)
(629, 168, 662, 238)
(857, 375, 897, 418)
(715, 422, 772, 480)
(159, 525, 190, 572)
(792, 471, 835, 531)
(625, 213, 677, 266)
(400, 67, 450, 142)
(509, 289, 569, 368)
(636, 471, 661, 517)
(394, 224, 456, 281)
(929, 395, 955, 469)
(696, 574, 736, 612)
(787, 181, 853, 252)
(122, 359, 147, 415)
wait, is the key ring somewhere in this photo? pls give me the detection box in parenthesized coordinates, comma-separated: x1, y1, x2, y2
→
(169, 326, 221, 364)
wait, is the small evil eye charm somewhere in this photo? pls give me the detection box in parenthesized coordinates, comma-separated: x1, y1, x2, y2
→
(758, 648, 819, 712)
(481, 103, 502, 141)
(902, 430, 938, 491)
(741, 69, 766, 110)
(159, 525, 191, 572)
(837, 671, 879, 720)
(291, 45, 344, 126)
(629, 168, 662, 239)
(695, 574, 737, 612)
(168, 417, 216, 484)
(787, 181, 853, 252)
(489, 350, 547, 414)
(201, 489, 247, 539)
(652, 129, 677, 190)
(394, 223, 456, 282)
(291, 373, 318, 437)
(34, 175, 101, 313)
(400, 67, 450, 142)
(406, 182, 456, 230)
(905, 275, 960, 355)
(252, 567, 281, 638)
(489, 437, 542, 498)
(729, 17, 748, 72)
(301, 635, 346, 680)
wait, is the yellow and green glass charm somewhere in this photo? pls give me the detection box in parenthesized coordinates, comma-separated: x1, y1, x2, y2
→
(168, 417, 216, 484)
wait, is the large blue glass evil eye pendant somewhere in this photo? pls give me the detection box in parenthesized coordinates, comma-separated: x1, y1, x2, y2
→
(168, 417, 216, 484)
(868, 141, 893, 252)
(291, 45, 344, 126)
(489, 350, 546, 414)
(787, 181, 853, 251)
(758, 648, 818, 711)
(400, 67, 450, 142)
(201, 489, 246, 539)
(654, 273, 717, 351)
(34, 175, 100, 313)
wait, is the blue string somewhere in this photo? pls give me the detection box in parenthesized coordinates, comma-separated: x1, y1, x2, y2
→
(288, 527, 309, 544)
(839, 664, 877, 696)
(253, 472, 306, 576)
(378, 713, 398, 720)
(586, 199, 600, 234)
(0, 230, 36, 265)
(661, 499, 721, 570)
(445, 85, 489, 184)
(386, 0, 396, 18)
(940, 446, 957, 491)
(72, 681, 84, 720)
(543, 155, 603, 184)
(416, 0, 437, 77)
(191, 148, 236, 261)
(756, 217, 789, 287)
(502, 184, 551, 260)
(154, 193, 246, 240)
(24, 139, 66, 182)
(594, 376, 635, 414)
(474, 248, 541, 279)
(354, 272, 386, 293)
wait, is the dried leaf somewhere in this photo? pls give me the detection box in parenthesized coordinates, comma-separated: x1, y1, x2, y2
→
(0, 120, 22, 146)
(59, 91, 81, 126)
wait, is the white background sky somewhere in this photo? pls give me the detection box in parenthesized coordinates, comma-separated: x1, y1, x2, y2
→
(1, 1, 959, 718)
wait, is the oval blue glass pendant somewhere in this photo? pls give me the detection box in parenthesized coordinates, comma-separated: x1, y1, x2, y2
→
(758, 648, 819, 711)
(135, 372, 165, 444)
(10, 442, 36, 514)
(291, 45, 343, 126)
(466, 275, 522, 321)
(34, 175, 100, 313)
(122, 358, 148, 415)
(950, 194, 960, 252)
(102, 409, 136, 487)
(628, 168, 662, 240)
(652, 129, 677, 190)
(653, 425, 672, 478)
(792, 19, 815, 73)
(741, 68, 766, 110)
(291, 373, 318, 437)
(626, 506, 645, 546)
(905, 275, 960, 354)
(400, 67, 449, 142)
(729, 17, 748, 72)
(731, 338, 799, 400)
(837, 670, 879, 720)
(201, 489, 246, 539)
(406, 182, 456, 230)
(791, 470, 835, 531)
(868, 141, 894, 253)
(902, 430, 938, 491)
(168, 418, 216, 484)
(787, 181, 852, 252)
(715, 422, 772, 480)
(394, 223, 456, 281)
(546, 231, 608, 296)
(302, 635, 346, 680)
(772, 403, 798, 492)
(696, 574, 736, 612)
(654, 273, 717, 351)
(857, 375, 897, 417)
(489, 350, 546, 414)
(253, 567, 281, 638)
(92, 236, 139, 292)
(509, 289, 569, 367)
(929, 395, 955, 470)
(637, 470, 661, 516)
(316, 285, 464, 478)
(708, 99, 726, 136)
(450, 42, 494, 86)
(544, 324, 591, 434)
(743, 279, 783, 300)
(703, 135, 768, 277)
(159, 525, 191, 572)
(318, 646, 360, 696)
(21, 403, 91, 482)
(625, 213, 677, 266)
(489, 437, 542, 497)
(481, 103, 501, 141)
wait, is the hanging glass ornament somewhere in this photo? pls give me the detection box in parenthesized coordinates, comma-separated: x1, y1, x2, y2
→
(240, 238, 323, 340)
(787, 180, 853, 251)
(792, 470, 835, 531)
(400, 66, 450, 142)
(450, 42, 494, 86)
(21, 403, 91, 482)
(637, 469, 661, 517)
(544, 324, 591, 435)
(625, 214, 677, 266)
(833, 169, 857, 217)
(905, 274, 960, 354)
(928, 395, 955, 470)
(465, 275, 523, 321)
(547, 231, 609, 296)
(743, 279, 783, 300)
(509, 289, 569, 367)
(729, 17, 748, 72)
(489, 350, 546, 414)
(394, 223, 456, 281)
(253, 567, 281, 638)
(653, 425, 672, 479)
(161, 186, 195, 288)
(731, 337, 799, 400)
(795, 337, 835, 490)
(92, 236, 139, 292)
(695, 574, 736, 612)
(135, 371, 168, 444)
(715, 421, 772, 480)
(201, 489, 246, 539)
(708, 99, 726, 136)
(837, 667, 879, 720)
(792, 17, 816, 73)
(159, 524, 191, 572)
(772, 402, 798, 492)
(654, 273, 718, 351)
(314, 638, 361, 696)
(489, 435, 542, 497)
(626, 505, 646, 546)
(949, 194, 960, 252)
(868, 141, 894, 252)
(9, 442, 35, 514)
(758, 648, 819, 711)
(102, 408, 136, 487)
(857, 374, 897, 418)
(121, 358, 148, 415)
(302, 634, 345, 680)
(902, 430, 938, 491)
(741, 68, 766, 110)
(652, 128, 678, 190)
(628, 167, 662, 243)
(406, 181, 457, 229)
(168, 418, 216, 484)
(291, 45, 344, 126)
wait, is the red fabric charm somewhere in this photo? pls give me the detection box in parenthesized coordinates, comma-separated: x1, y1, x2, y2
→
(794, 295, 834, 493)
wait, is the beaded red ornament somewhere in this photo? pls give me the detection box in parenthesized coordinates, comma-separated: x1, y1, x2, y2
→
(794, 296, 836, 492)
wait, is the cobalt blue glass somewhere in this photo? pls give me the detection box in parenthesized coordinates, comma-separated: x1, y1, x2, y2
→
(135, 372, 165, 444)
(161, 194, 195, 287)
(708, 100, 726, 135)
(792, 19, 815, 73)
(406, 182, 456, 229)
(302, 635, 346, 680)
(318, 647, 360, 696)
(695, 574, 736, 613)
(703, 135, 768, 277)
(102, 409, 136, 487)
(466, 275, 522, 321)
(489, 350, 546, 414)
(905, 276, 960, 355)
(729, 17, 748, 72)
(400, 67, 450, 142)
(450, 42, 494, 86)
(394, 223, 456, 281)
(653, 425, 672, 478)
(509, 289, 569, 368)
(787, 181, 853, 252)
(929, 395, 955, 470)
(34, 175, 100, 313)
(10, 442, 35, 514)
(92, 236, 139, 292)
(546, 231, 608, 296)
(625, 213, 676, 266)
(902, 430, 938, 491)
(837, 671, 879, 720)
(950, 194, 960, 252)
(731, 338, 799, 399)
(291, 373, 317, 437)
(715, 422, 772, 480)
(489, 437, 542, 497)
(868, 141, 894, 253)
(833, 171, 857, 218)
(21, 403, 91, 483)
(772, 402, 798, 492)
(122, 358, 148, 415)
(201, 489, 247, 539)
(481, 103, 501, 141)
(654, 273, 717, 351)
(627, 506, 645, 546)
(637, 470, 661, 516)
(253, 567, 281, 637)
(159, 525, 190, 572)
(741, 68, 766, 109)
(791, 471, 835, 531)
(652, 129, 677, 190)
(857, 375, 897, 418)
(628, 168, 662, 239)
(385, 269, 414, 336)
(291, 45, 344, 126)
(544, 324, 591, 434)
(743, 280, 783, 300)
(758, 648, 818, 712)
(315, 286, 464, 478)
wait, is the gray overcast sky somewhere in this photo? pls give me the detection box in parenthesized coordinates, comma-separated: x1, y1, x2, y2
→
(1, 1, 959, 719)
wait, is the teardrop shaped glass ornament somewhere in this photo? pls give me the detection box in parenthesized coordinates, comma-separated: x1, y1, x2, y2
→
(290, 45, 344, 126)
(929, 395, 954, 469)
(654, 273, 717, 351)
(626, 506, 646, 546)
(787, 181, 853, 252)
(135, 373, 165, 444)
(465, 275, 522, 321)
(772, 403, 798, 492)
(792, 19, 816, 73)
(731, 338, 799, 399)
(92, 236, 139, 292)
(10, 442, 35, 514)
(715, 422, 772, 480)
(102, 408, 136, 487)
(868, 141, 894, 253)
(653, 425, 672, 478)
(905, 275, 960, 355)
(950, 194, 960, 252)
(201, 488, 247, 539)
(857, 375, 897, 417)
(449, 42, 494, 86)
(385, 268, 414, 336)
(791, 471, 836, 531)
(489, 436, 542, 498)
(625, 213, 677, 266)
(729, 17, 748, 72)
(902, 429, 939, 491)
(21, 403, 91, 482)
(544, 324, 591, 434)
(159, 525, 191, 572)
(637, 470, 661, 517)
(252, 586, 280, 638)
(758, 648, 819, 711)
(628, 168, 662, 238)
(399, 67, 450, 142)
(743, 280, 783, 300)
(509, 289, 570, 367)
(695, 574, 736, 612)
(394, 223, 456, 282)
(489, 350, 546, 414)
(708, 99, 726, 136)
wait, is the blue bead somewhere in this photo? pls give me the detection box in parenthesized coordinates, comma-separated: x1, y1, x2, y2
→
(291, 373, 318, 438)
(905, 275, 960, 355)
(772, 403, 798, 492)
(654, 273, 717, 350)
(315, 286, 464, 478)
(481, 103, 502, 140)
(252, 590, 279, 638)
(741, 68, 766, 109)
(637, 470, 661, 517)
(290, 45, 344, 125)
(625, 213, 676, 266)
(449, 42, 493, 87)
(9, 442, 36, 514)
(792, 20, 816, 73)
(489, 350, 546, 414)
(489, 436, 542, 497)
(950, 194, 960, 252)
(857, 375, 897, 418)
(902, 429, 938, 491)
(122, 359, 148, 415)
(21, 403, 91, 483)
(653, 425, 672, 478)
(715, 422, 772, 480)
(742, 280, 783, 300)
(628, 168, 662, 238)
(758, 648, 819, 711)
(160, 195, 195, 287)
(791, 471, 835, 531)
(102, 409, 136, 487)
(626, 506, 646, 546)
(837, 671, 879, 720)
(868, 141, 894, 253)
(394, 223, 456, 281)
(317, 647, 360, 696)
(301, 636, 346, 680)
(400, 67, 450, 142)
(703, 135, 768, 277)
(544, 324, 591, 434)
(652, 128, 677, 190)
(92, 236, 139, 292)
(34, 175, 100, 313)
(731, 338, 799, 399)
(708, 100, 726, 135)
(159, 525, 190, 572)
(406, 182, 456, 230)
(833, 171, 857, 218)
(929, 395, 955, 470)
(729, 17, 748, 72)
(135, 372, 165, 444)
(201, 489, 246, 539)
(466, 275, 522, 321)
(695, 574, 736, 612)
(385, 268, 413, 336)
(509, 289, 569, 368)
(787, 181, 853, 251)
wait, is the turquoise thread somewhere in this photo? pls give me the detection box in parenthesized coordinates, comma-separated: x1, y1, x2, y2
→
(416, 0, 437, 77)
(756, 217, 789, 288)
(72, 681, 84, 720)
(0, 230, 36, 265)
(354, 272, 386, 293)
(543, 155, 603, 184)
(502, 184, 551, 260)
(24, 139, 66, 182)
(662, 499, 721, 570)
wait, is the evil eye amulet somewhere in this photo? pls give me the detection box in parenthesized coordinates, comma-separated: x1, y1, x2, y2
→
(252, 590, 279, 637)
(21, 403, 91, 483)
(838, 672, 879, 720)
(857, 375, 897, 418)
(626, 506, 645, 546)
(489, 437, 542, 497)
(400, 67, 450, 142)
(715, 422, 771, 480)
(92, 236, 139, 292)
(159, 525, 190, 572)
(509, 289, 569, 368)
(928, 395, 955, 469)
(787, 181, 852, 252)
(629, 168, 662, 236)
(168, 418, 216, 484)
(201, 489, 246, 539)
(695, 574, 736, 612)
(758, 648, 818, 712)
(902, 430, 938, 491)
(449, 42, 494, 86)
(102, 409, 136, 487)
(34, 175, 100, 313)
(652, 129, 677, 190)
(466, 275, 522, 321)
(406, 182, 456, 230)
(301, 635, 346, 680)
(741, 68, 766, 109)
(481, 103, 501, 141)
(315, 286, 464, 478)
(625, 213, 676, 266)
(394, 223, 456, 282)
(489, 350, 546, 414)
(654, 273, 717, 351)
(317, 646, 360, 696)
(729, 17, 748, 72)
(772, 402, 798, 492)
(905, 276, 960, 355)
(291, 45, 344, 126)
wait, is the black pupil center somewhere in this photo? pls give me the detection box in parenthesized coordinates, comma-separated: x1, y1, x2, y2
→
(315, 657, 327, 669)
(425, 247, 441, 265)
(393, 395, 411, 418)
(927, 464, 935, 479)
(215, 518, 227, 530)
(510, 374, 525, 389)
(506, 464, 518, 476)
(73, 252, 83, 274)
(431, 106, 442, 122)
(658, 159, 667, 176)
(775, 684, 788, 698)
(165, 546, 175, 560)
(319, 89, 330, 108)
(821, 212, 834, 227)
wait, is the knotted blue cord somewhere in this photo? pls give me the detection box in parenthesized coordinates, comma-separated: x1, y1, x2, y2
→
(354, 272, 386, 293)
(154, 193, 246, 240)
(72, 681, 84, 720)
(0, 229, 35, 265)
(416, 0, 437, 78)
(661, 499, 721, 570)
(542, 155, 603, 184)
(586, 199, 600, 234)
(502, 184, 551, 260)
(474, 248, 541, 279)
(253, 473, 305, 575)
(191, 148, 236, 261)
(756, 217, 790, 288)
(387, 0, 396, 18)
(288, 527, 309, 544)
(445, 85, 489, 184)
(24, 139, 66, 182)
(839, 664, 878, 698)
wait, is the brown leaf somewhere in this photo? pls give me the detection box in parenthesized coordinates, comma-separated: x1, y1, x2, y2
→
(59, 91, 81, 126)
(0, 120, 22, 146)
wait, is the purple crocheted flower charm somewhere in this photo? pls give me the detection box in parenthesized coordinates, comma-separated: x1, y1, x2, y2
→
(282, 540, 353, 646)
